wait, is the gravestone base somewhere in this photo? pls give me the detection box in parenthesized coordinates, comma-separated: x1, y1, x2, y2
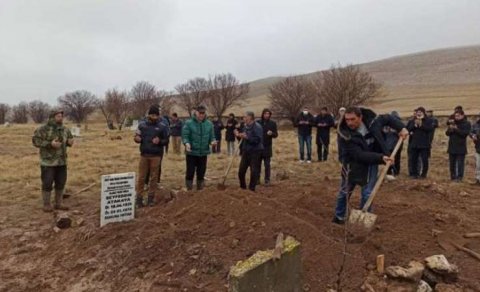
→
(228, 236, 302, 292)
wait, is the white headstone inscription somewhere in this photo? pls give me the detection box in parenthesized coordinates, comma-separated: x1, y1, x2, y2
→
(100, 172, 136, 227)
(131, 120, 139, 131)
(71, 126, 81, 137)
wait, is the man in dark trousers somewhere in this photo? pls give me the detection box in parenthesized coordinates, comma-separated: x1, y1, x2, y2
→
(225, 113, 238, 156)
(32, 109, 74, 212)
(471, 113, 480, 185)
(134, 105, 169, 207)
(235, 111, 264, 191)
(407, 107, 434, 179)
(426, 110, 439, 158)
(169, 113, 183, 154)
(332, 107, 408, 224)
(294, 108, 314, 163)
(182, 105, 216, 191)
(446, 110, 471, 182)
(383, 111, 403, 178)
(314, 107, 335, 161)
(212, 116, 224, 154)
(258, 108, 278, 186)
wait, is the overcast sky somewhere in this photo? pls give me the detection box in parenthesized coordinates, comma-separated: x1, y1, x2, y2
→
(0, 0, 479, 105)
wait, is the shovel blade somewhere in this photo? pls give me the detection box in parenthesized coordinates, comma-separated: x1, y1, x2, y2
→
(348, 209, 378, 230)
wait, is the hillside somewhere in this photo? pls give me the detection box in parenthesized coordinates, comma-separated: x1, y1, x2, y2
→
(237, 45, 480, 117)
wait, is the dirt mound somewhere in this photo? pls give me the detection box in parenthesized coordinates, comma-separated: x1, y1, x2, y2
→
(1, 177, 480, 291)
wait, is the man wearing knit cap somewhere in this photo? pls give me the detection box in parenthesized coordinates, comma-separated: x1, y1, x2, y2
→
(32, 109, 74, 212)
(406, 107, 434, 179)
(134, 105, 169, 207)
(182, 105, 216, 190)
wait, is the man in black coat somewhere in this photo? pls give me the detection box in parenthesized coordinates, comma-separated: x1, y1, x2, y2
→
(212, 116, 224, 154)
(225, 113, 238, 156)
(426, 110, 439, 158)
(446, 110, 471, 182)
(314, 107, 335, 161)
(294, 108, 314, 163)
(258, 108, 278, 186)
(333, 107, 408, 224)
(407, 107, 434, 179)
(471, 114, 480, 185)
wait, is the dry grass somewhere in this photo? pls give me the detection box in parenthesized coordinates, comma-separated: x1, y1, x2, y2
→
(0, 121, 478, 209)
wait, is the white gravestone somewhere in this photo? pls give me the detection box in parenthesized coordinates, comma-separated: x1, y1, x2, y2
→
(71, 126, 81, 137)
(100, 172, 136, 227)
(131, 120, 139, 131)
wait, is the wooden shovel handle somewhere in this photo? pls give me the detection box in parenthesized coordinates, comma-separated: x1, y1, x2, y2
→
(221, 141, 241, 185)
(362, 138, 403, 212)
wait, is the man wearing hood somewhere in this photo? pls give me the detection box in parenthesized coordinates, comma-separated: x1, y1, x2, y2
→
(314, 107, 335, 161)
(32, 109, 74, 212)
(182, 105, 216, 190)
(471, 113, 480, 185)
(407, 107, 434, 179)
(258, 108, 278, 186)
(294, 108, 314, 163)
(332, 107, 408, 224)
(235, 111, 264, 191)
(134, 105, 170, 207)
(446, 109, 471, 182)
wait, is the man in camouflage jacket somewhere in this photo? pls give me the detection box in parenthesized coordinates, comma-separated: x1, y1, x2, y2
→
(32, 109, 74, 212)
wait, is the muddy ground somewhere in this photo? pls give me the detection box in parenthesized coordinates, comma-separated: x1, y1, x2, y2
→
(1, 125, 480, 291)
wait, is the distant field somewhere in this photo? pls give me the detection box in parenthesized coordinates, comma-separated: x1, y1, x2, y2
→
(227, 45, 480, 117)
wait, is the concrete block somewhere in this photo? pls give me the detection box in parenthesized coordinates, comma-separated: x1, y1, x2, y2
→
(228, 236, 302, 292)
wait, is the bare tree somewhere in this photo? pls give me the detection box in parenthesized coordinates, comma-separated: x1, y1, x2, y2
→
(207, 73, 249, 118)
(159, 94, 176, 117)
(28, 100, 51, 123)
(0, 103, 10, 124)
(12, 102, 29, 124)
(268, 76, 316, 122)
(130, 81, 164, 118)
(58, 90, 98, 124)
(175, 77, 212, 117)
(317, 64, 382, 115)
(99, 88, 131, 130)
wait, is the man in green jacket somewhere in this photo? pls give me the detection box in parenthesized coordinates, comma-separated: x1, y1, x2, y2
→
(182, 105, 216, 190)
(32, 109, 74, 212)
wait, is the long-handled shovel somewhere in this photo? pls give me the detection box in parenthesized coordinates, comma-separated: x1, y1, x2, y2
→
(217, 142, 241, 190)
(348, 138, 404, 231)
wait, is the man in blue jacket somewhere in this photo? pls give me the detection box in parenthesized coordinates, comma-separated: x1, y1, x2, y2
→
(314, 107, 335, 161)
(134, 105, 169, 207)
(235, 111, 264, 191)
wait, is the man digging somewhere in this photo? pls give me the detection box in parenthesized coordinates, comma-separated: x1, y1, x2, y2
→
(332, 107, 408, 224)
(32, 109, 74, 212)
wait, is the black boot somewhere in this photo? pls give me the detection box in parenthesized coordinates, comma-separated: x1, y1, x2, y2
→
(186, 180, 193, 191)
(136, 197, 145, 208)
(197, 180, 205, 191)
(147, 194, 155, 207)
